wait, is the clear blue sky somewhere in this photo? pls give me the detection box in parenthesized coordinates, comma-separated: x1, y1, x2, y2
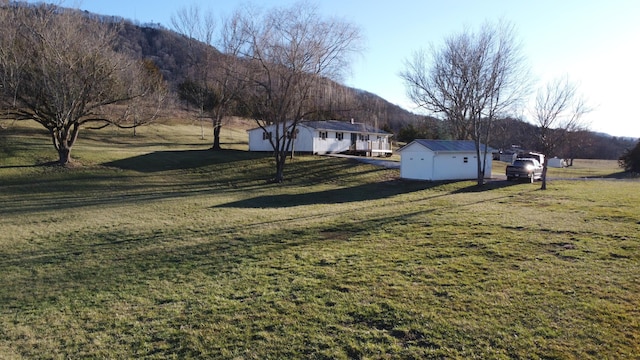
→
(46, 1, 640, 138)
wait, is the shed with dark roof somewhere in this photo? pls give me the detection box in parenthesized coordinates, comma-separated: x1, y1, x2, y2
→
(397, 139, 494, 180)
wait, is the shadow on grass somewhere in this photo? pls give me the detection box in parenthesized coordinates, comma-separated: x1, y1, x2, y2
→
(215, 180, 444, 208)
(450, 179, 524, 194)
(585, 171, 638, 179)
(0, 164, 41, 169)
(103, 149, 270, 172)
(0, 153, 401, 215)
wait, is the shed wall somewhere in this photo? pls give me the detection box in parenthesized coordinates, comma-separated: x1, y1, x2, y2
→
(432, 153, 473, 180)
(399, 142, 493, 181)
(399, 142, 434, 180)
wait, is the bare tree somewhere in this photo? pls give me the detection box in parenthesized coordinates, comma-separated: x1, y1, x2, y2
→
(236, 2, 363, 183)
(561, 128, 592, 167)
(0, 4, 166, 165)
(171, 5, 246, 150)
(171, 5, 216, 141)
(400, 20, 529, 185)
(532, 76, 590, 189)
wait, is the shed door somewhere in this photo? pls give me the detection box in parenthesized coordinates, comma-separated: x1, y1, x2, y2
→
(401, 151, 432, 180)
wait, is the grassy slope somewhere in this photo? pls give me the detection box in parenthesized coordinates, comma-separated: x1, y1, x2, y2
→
(1, 122, 639, 359)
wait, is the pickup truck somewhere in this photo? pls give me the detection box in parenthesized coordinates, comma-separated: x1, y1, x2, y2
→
(506, 158, 543, 182)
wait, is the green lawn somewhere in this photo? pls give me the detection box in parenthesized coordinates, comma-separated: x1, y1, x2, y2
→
(1, 122, 639, 359)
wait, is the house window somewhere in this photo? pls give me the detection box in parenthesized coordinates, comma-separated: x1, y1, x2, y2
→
(358, 134, 369, 141)
(262, 131, 272, 140)
(286, 129, 298, 139)
(319, 131, 328, 140)
(336, 132, 344, 140)
(463, 157, 468, 163)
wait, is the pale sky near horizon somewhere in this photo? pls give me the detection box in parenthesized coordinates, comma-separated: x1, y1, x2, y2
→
(42, 1, 640, 138)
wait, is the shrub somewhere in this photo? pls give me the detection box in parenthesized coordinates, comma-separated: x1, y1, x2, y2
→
(618, 140, 640, 173)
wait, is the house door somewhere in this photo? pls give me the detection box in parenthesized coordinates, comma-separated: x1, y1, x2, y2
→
(350, 133, 357, 150)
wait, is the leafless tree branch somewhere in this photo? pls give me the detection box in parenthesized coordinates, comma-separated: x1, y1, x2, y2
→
(0, 4, 166, 164)
(400, 20, 530, 185)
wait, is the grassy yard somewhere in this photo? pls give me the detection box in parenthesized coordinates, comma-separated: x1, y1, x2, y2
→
(1, 122, 639, 359)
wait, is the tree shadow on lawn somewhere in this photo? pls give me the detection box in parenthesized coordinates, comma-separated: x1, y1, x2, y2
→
(214, 175, 532, 209)
(103, 149, 271, 173)
(214, 180, 448, 208)
(449, 179, 524, 194)
(0, 164, 42, 169)
(584, 171, 638, 180)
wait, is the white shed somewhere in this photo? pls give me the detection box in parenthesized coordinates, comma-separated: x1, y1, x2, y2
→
(398, 139, 494, 181)
(247, 120, 392, 156)
(547, 157, 567, 168)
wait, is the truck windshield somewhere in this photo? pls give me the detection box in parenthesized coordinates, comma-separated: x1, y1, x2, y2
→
(513, 160, 532, 166)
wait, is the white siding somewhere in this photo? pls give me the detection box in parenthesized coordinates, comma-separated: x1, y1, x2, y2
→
(290, 126, 315, 153)
(247, 128, 274, 152)
(313, 130, 351, 154)
(247, 125, 315, 152)
(400, 142, 435, 180)
(248, 122, 392, 155)
(432, 153, 478, 180)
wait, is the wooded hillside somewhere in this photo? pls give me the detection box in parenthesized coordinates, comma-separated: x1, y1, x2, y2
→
(4, 3, 637, 160)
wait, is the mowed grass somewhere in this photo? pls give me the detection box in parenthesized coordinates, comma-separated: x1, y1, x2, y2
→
(1, 122, 639, 359)
(491, 159, 626, 179)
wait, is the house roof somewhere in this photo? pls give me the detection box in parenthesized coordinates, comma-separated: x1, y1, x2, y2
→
(400, 139, 496, 153)
(301, 120, 390, 135)
(247, 120, 389, 135)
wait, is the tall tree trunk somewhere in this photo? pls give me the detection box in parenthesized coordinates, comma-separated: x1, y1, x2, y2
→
(51, 131, 73, 165)
(476, 158, 484, 186)
(57, 145, 71, 165)
(477, 151, 491, 186)
(273, 153, 286, 183)
(211, 117, 222, 151)
(51, 124, 79, 165)
(540, 163, 548, 190)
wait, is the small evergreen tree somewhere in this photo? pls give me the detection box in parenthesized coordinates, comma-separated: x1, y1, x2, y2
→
(619, 140, 640, 173)
(397, 123, 421, 143)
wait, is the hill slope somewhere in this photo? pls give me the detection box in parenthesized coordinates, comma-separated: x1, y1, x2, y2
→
(112, 21, 425, 131)
(112, 20, 635, 159)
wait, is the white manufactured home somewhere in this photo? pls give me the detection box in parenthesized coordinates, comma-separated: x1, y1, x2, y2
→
(398, 139, 494, 181)
(247, 120, 392, 156)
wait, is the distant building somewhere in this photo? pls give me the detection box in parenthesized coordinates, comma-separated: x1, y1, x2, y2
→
(547, 157, 568, 168)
